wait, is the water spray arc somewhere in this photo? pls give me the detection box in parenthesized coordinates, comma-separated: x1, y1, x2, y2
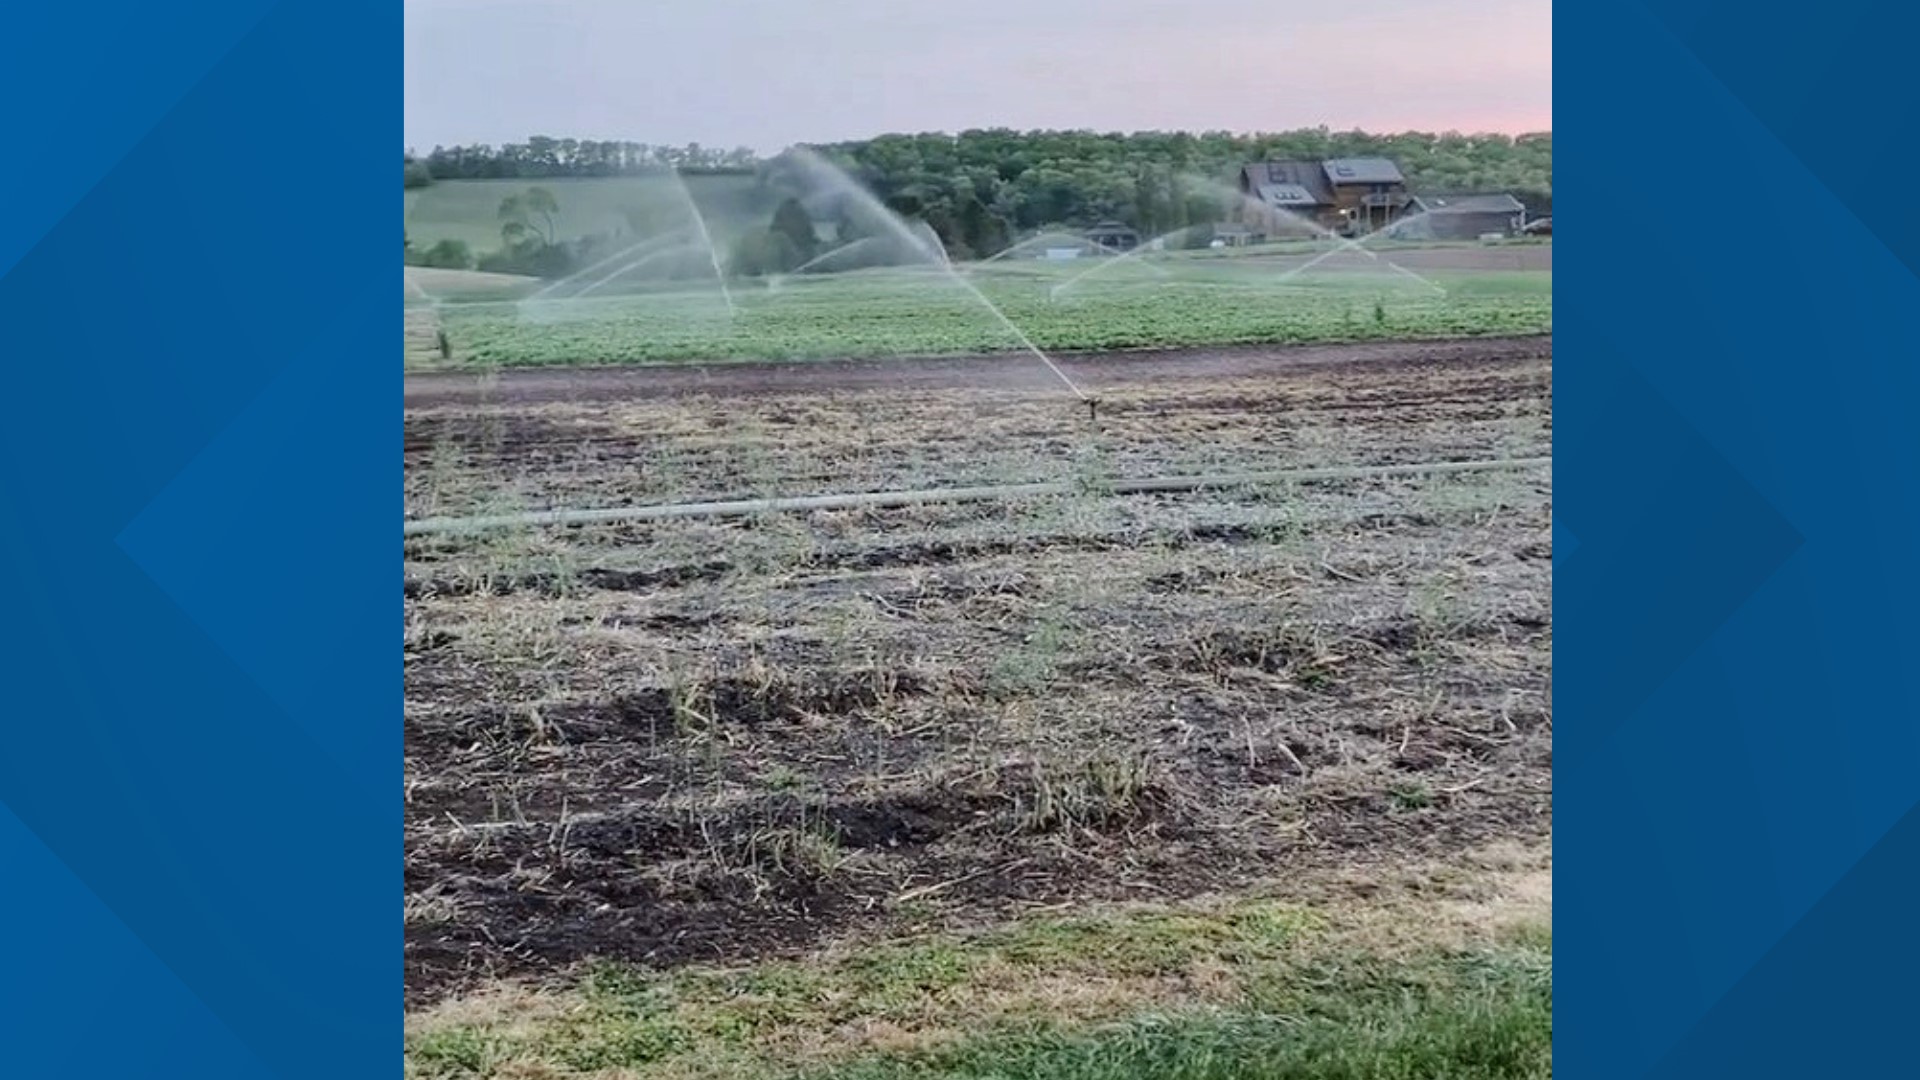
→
(973, 231, 1121, 266)
(789, 236, 888, 275)
(404, 272, 432, 302)
(1182, 177, 1448, 295)
(785, 148, 1090, 403)
(1268, 210, 1448, 295)
(570, 242, 709, 300)
(1045, 225, 1199, 299)
(668, 166, 736, 317)
(520, 227, 696, 303)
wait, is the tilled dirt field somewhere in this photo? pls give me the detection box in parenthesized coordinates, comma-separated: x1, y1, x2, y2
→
(403, 335, 1549, 409)
(403, 336, 1553, 1007)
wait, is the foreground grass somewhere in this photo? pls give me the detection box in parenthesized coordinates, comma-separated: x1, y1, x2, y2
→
(802, 978, 1551, 1080)
(406, 862, 1551, 1080)
(417, 267, 1551, 368)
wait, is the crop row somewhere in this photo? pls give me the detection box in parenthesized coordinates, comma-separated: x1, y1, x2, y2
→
(426, 271, 1553, 367)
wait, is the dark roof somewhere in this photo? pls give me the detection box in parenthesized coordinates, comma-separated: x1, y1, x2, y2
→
(1260, 183, 1320, 205)
(1086, 220, 1137, 236)
(1410, 192, 1526, 214)
(1323, 158, 1405, 185)
(1240, 161, 1335, 206)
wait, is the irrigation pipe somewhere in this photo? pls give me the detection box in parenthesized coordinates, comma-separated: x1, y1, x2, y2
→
(403, 456, 1551, 538)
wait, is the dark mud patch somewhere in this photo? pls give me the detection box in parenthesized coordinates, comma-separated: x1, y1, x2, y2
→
(582, 668, 937, 734)
(403, 560, 735, 599)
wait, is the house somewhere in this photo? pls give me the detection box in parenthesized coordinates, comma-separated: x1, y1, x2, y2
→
(1323, 158, 1413, 233)
(1237, 160, 1339, 234)
(1085, 221, 1140, 252)
(1395, 193, 1528, 240)
(1236, 158, 1412, 235)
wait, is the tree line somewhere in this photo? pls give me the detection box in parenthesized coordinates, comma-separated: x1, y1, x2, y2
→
(407, 137, 759, 181)
(795, 129, 1550, 259)
(407, 128, 1549, 203)
(406, 128, 1552, 276)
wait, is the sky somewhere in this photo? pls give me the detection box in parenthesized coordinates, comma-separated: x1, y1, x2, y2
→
(404, 0, 1551, 152)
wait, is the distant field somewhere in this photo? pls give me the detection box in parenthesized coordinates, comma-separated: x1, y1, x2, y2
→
(404, 175, 774, 255)
(412, 253, 1552, 368)
(403, 266, 534, 298)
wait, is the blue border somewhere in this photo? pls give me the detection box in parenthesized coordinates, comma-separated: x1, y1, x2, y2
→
(7, 0, 1919, 1074)
(1563, 1, 1920, 1075)
(1, 1, 389, 1074)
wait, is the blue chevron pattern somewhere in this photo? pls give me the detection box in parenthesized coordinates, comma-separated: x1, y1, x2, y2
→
(1562, 1, 1920, 1074)
(0, 1, 388, 1075)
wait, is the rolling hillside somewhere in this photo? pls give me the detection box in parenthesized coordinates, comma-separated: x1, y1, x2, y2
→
(404, 174, 776, 256)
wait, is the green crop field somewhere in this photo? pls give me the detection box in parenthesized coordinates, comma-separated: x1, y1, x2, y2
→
(412, 259, 1551, 368)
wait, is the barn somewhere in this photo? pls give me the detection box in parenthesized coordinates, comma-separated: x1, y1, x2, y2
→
(1209, 222, 1264, 247)
(1396, 193, 1528, 240)
(1085, 221, 1140, 252)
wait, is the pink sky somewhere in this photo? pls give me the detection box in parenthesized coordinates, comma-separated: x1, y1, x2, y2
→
(405, 0, 1550, 151)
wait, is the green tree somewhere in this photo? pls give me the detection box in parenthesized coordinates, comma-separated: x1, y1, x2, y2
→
(417, 239, 472, 269)
(769, 197, 818, 262)
(955, 195, 1008, 257)
(727, 230, 801, 277)
(498, 187, 559, 248)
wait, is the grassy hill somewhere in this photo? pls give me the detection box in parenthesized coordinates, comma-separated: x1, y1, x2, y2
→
(403, 174, 776, 257)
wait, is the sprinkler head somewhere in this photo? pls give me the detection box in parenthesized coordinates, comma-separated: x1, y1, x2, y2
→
(1086, 397, 1101, 424)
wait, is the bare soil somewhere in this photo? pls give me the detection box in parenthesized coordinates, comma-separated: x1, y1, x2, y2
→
(404, 334, 1549, 408)
(403, 336, 1553, 1007)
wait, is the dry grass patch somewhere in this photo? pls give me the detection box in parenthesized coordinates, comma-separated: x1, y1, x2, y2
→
(406, 845, 1550, 1079)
